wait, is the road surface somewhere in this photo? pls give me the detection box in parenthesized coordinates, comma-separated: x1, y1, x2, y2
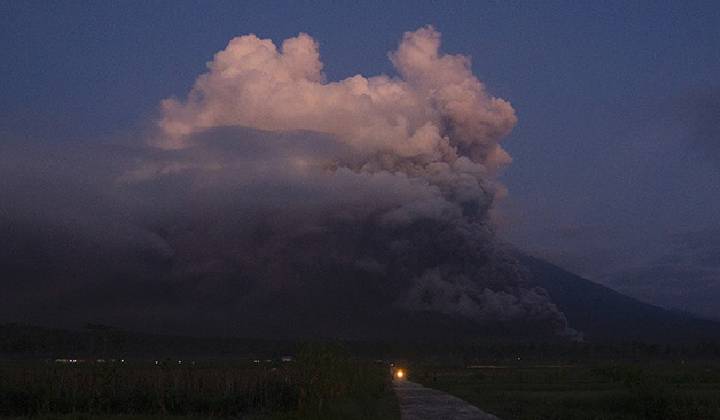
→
(393, 380, 500, 420)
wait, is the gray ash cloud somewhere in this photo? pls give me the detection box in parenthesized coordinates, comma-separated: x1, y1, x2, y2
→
(0, 28, 574, 338)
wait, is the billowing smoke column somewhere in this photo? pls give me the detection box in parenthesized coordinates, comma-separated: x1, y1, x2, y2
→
(0, 27, 573, 337)
(159, 26, 515, 167)
(137, 26, 571, 335)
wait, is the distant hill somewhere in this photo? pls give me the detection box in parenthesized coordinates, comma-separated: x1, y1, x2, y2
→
(2, 256, 718, 354)
(520, 255, 720, 343)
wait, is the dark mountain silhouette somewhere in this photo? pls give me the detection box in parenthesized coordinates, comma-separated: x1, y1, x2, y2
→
(2, 255, 718, 358)
(520, 255, 720, 343)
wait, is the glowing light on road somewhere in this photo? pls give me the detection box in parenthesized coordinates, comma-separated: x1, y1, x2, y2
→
(395, 369, 405, 379)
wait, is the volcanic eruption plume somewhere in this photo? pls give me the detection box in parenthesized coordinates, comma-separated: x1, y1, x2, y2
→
(143, 26, 571, 335)
(0, 27, 573, 337)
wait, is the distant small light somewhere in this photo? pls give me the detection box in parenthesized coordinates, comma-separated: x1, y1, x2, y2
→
(155, 360, 159, 365)
(178, 360, 182, 364)
(121, 359, 125, 363)
(395, 369, 405, 379)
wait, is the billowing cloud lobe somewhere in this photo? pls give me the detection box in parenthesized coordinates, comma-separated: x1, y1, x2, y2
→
(0, 27, 573, 338)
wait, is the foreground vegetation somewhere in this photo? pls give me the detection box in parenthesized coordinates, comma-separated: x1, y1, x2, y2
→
(414, 362, 720, 420)
(0, 344, 398, 420)
(5, 331, 720, 420)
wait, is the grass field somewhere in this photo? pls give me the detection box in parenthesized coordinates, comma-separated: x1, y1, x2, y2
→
(0, 344, 399, 420)
(5, 337, 720, 420)
(413, 362, 720, 420)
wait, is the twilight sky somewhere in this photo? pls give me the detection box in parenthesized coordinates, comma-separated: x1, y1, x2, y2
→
(2, 1, 719, 322)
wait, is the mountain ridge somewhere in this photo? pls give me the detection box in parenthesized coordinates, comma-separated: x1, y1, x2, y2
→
(520, 255, 720, 343)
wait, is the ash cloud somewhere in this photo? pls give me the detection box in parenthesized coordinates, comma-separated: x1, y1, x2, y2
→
(0, 27, 572, 337)
(158, 26, 516, 171)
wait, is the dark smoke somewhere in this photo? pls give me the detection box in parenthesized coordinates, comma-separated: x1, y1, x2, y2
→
(0, 27, 576, 338)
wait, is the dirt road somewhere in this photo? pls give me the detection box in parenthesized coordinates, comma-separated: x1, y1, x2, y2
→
(393, 380, 500, 420)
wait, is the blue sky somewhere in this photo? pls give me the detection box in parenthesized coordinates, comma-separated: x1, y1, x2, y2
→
(2, 0, 719, 318)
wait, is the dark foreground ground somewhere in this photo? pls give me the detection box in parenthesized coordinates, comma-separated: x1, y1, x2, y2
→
(413, 362, 720, 420)
(4, 337, 720, 420)
(6, 360, 720, 420)
(0, 344, 399, 420)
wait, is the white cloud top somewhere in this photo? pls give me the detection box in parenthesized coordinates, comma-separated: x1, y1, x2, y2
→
(158, 26, 516, 174)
